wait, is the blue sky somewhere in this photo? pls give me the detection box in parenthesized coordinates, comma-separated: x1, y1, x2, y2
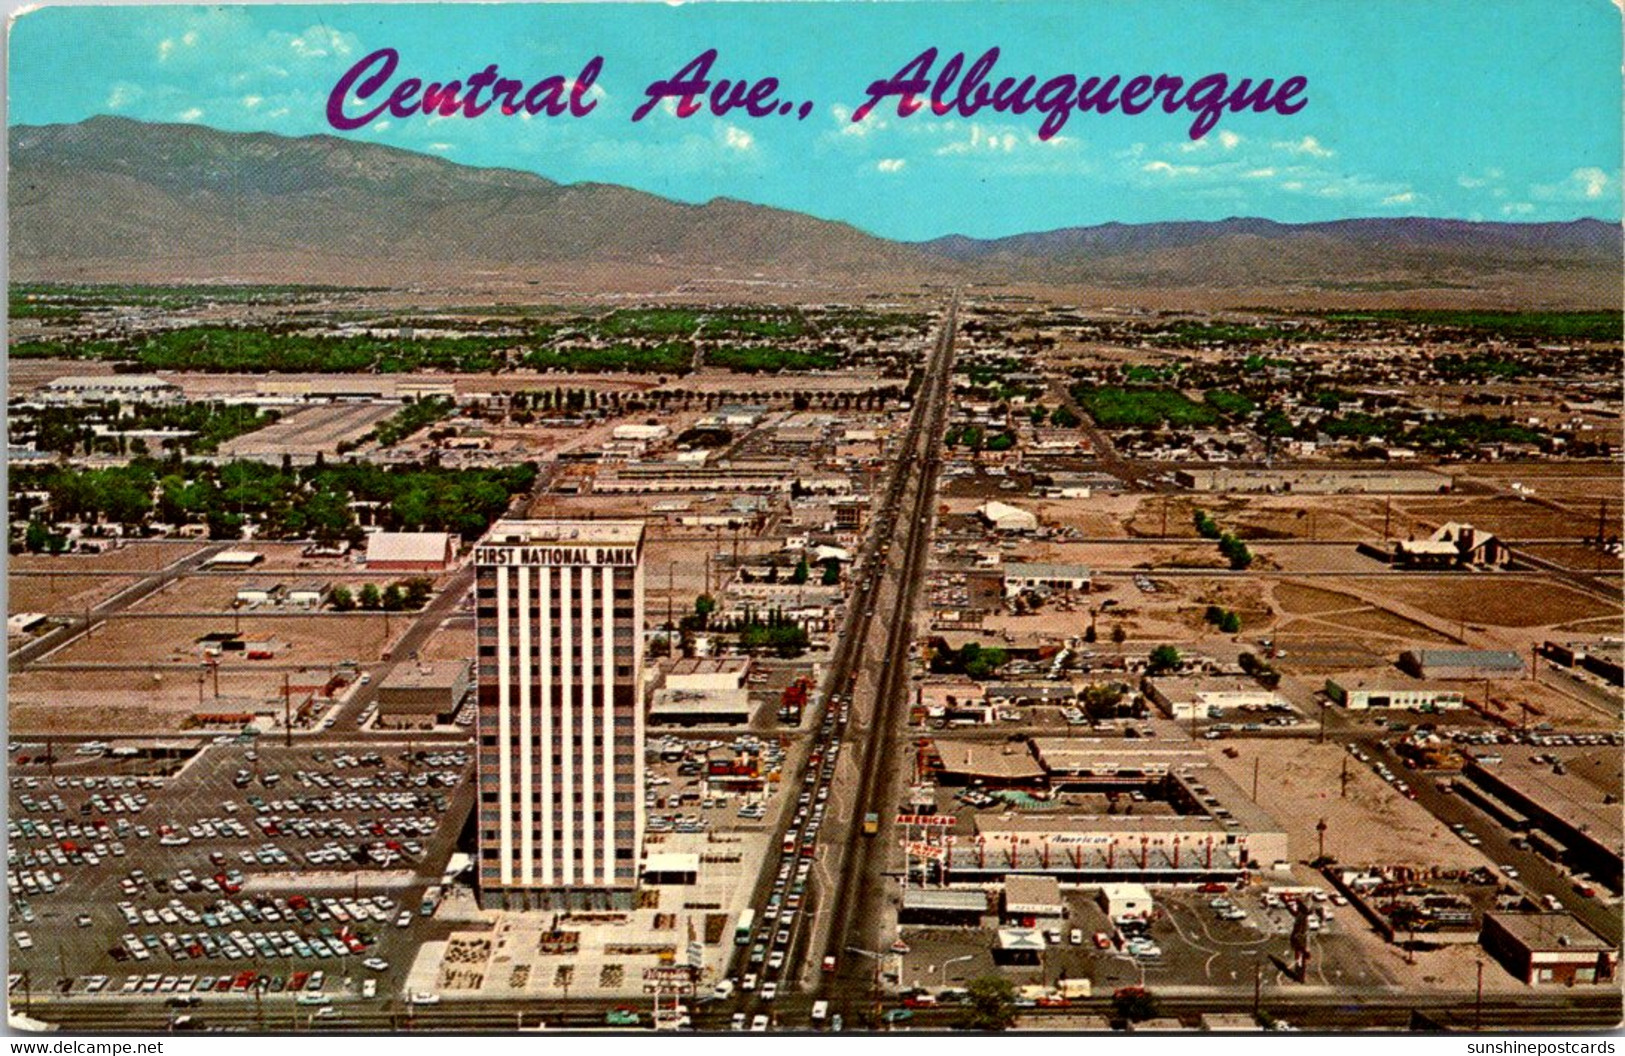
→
(9, 1, 1622, 240)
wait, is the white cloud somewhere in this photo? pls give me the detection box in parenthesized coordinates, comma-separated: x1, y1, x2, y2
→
(1502, 202, 1535, 216)
(935, 124, 1019, 156)
(181, 30, 199, 47)
(1217, 130, 1242, 150)
(373, 121, 390, 132)
(1275, 135, 1333, 158)
(1244, 167, 1276, 179)
(723, 125, 755, 152)
(1530, 166, 1616, 202)
(106, 84, 140, 111)
(1573, 166, 1609, 199)
(285, 25, 354, 59)
(157, 39, 175, 61)
(241, 95, 263, 110)
(268, 108, 290, 119)
(1142, 160, 1201, 177)
(1381, 191, 1416, 206)
(876, 158, 906, 173)
(428, 142, 453, 152)
(177, 108, 204, 122)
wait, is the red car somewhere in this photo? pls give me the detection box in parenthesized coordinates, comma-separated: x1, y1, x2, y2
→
(1198, 882, 1228, 894)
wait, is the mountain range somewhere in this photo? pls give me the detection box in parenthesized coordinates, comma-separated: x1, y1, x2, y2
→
(9, 116, 1621, 305)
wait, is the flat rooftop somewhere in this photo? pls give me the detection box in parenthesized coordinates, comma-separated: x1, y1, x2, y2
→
(484, 519, 645, 546)
(1488, 912, 1612, 952)
(1479, 750, 1622, 852)
(379, 661, 468, 691)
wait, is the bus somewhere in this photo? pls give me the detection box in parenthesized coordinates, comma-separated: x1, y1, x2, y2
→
(863, 813, 880, 836)
(734, 908, 756, 947)
(419, 885, 443, 917)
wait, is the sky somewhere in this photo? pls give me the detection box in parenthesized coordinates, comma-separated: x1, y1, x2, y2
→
(8, 1, 1622, 241)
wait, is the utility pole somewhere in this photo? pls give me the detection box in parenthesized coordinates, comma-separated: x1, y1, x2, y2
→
(283, 673, 292, 748)
(1475, 959, 1484, 1031)
(1252, 756, 1260, 802)
(1383, 497, 1392, 542)
(1340, 754, 1350, 799)
(1316, 817, 1328, 862)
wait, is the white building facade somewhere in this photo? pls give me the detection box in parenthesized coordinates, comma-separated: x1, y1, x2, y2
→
(474, 520, 646, 909)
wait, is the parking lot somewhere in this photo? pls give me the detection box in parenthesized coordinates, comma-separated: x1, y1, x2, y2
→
(894, 882, 1388, 1003)
(7, 737, 474, 1006)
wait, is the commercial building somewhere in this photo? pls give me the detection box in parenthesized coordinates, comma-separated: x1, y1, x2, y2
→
(1002, 874, 1065, 921)
(1540, 639, 1625, 687)
(977, 501, 1039, 533)
(1144, 677, 1288, 721)
(37, 375, 183, 405)
(936, 742, 1289, 883)
(1173, 467, 1450, 494)
(203, 550, 264, 571)
(365, 531, 457, 572)
(899, 888, 989, 926)
(1462, 752, 1622, 888)
(1002, 563, 1092, 597)
(377, 660, 471, 729)
(1324, 678, 1465, 711)
(1480, 913, 1617, 986)
(1099, 882, 1154, 921)
(1400, 649, 1525, 680)
(474, 520, 646, 910)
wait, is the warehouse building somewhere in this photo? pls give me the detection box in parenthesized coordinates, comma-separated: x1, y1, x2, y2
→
(1144, 677, 1289, 721)
(1002, 562, 1092, 597)
(1480, 913, 1617, 986)
(376, 660, 471, 729)
(899, 888, 989, 927)
(1400, 649, 1524, 680)
(977, 501, 1039, 533)
(365, 531, 457, 572)
(1324, 677, 1465, 712)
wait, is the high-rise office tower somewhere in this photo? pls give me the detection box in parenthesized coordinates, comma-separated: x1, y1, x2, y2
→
(473, 520, 645, 909)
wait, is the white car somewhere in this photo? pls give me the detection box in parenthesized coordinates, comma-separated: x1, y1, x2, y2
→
(751, 1014, 770, 1032)
(761, 982, 778, 1001)
(731, 1013, 747, 1032)
(362, 958, 389, 972)
(408, 992, 441, 1005)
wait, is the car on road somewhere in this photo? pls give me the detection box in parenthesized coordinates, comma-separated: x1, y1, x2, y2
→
(408, 992, 441, 1006)
(730, 1013, 747, 1032)
(750, 1014, 770, 1032)
(1069, 929, 1083, 945)
(761, 982, 778, 1001)
(362, 958, 389, 971)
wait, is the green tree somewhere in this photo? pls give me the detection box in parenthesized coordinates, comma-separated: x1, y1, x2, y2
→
(359, 583, 382, 610)
(329, 585, 356, 612)
(381, 584, 407, 611)
(791, 557, 810, 585)
(954, 975, 1019, 1031)
(820, 560, 841, 586)
(1218, 610, 1242, 634)
(694, 594, 716, 630)
(1147, 644, 1182, 675)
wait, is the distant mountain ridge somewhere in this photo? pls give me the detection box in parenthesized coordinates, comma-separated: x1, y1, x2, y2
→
(9, 116, 1621, 304)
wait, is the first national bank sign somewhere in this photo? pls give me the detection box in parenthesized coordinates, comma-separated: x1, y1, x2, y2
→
(476, 545, 637, 568)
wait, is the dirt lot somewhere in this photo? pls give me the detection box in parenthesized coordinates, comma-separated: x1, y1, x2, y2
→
(44, 614, 402, 666)
(127, 572, 443, 614)
(1207, 741, 1490, 871)
(1394, 495, 1598, 541)
(8, 574, 140, 614)
(8, 667, 300, 734)
(1375, 577, 1618, 629)
(10, 541, 205, 574)
(420, 620, 475, 662)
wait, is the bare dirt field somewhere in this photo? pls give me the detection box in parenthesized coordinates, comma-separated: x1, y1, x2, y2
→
(9, 666, 296, 734)
(420, 620, 475, 662)
(43, 614, 401, 666)
(1394, 496, 1595, 541)
(8, 574, 140, 614)
(1206, 741, 1491, 871)
(11, 542, 205, 574)
(1375, 577, 1618, 629)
